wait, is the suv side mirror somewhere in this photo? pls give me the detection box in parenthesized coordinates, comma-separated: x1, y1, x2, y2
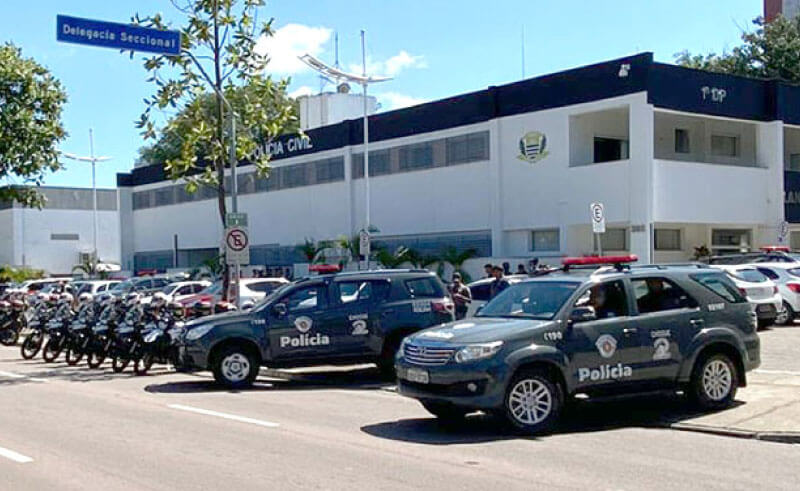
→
(272, 303, 288, 318)
(569, 306, 597, 324)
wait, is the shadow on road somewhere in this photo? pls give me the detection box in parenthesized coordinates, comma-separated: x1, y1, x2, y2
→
(362, 393, 744, 445)
(143, 366, 392, 394)
(0, 358, 173, 385)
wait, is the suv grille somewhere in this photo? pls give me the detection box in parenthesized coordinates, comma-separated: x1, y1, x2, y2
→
(404, 343, 455, 366)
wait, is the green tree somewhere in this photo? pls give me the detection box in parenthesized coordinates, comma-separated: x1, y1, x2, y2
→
(297, 238, 324, 263)
(439, 246, 478, 283)
(375, 246, 409, 269)
(131, 0, 298, 299)
(0, 43, 68, 207)
(676, 15, 800, 82)
(404, 248, 439, 270)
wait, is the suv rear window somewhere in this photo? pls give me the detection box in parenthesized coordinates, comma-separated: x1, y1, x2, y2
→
(690, 273, 746, 303)
(404, 277, 444, 298)
(729, 269, 768, 283)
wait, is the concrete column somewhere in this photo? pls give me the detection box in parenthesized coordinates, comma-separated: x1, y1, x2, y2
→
(488, 118, 504, 257)
(756, 120, 785, 245)
(627, 95, 655, 263)
(117, 186, 135, 272)
(343, 146, 355, 235)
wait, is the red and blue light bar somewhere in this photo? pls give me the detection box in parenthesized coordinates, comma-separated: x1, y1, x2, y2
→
(760, 246, 790, 252)
(561, 255, 639, 267)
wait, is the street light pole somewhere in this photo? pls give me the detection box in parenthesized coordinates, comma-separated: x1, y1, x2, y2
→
(60, 132, 111, 277)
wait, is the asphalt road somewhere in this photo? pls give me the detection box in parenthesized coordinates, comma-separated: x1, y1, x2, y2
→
(1, 339, 799, 490)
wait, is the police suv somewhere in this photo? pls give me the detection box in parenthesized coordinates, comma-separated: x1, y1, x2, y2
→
(395, 256, 761, 434)
(175, 270, 454, 388)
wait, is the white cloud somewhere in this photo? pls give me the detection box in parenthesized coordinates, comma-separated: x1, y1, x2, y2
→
(255, 24, 332, 75)
(289, 86, 315, 98)
(377, 92, 428, 111)
(348, 50, 426, 77)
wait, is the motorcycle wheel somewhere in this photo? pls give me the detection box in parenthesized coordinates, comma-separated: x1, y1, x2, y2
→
(87, 350, 106, 369)
(21, 332, 43, 359)
(134, 353, 154, 376)
(0, 328, 19, 346)
(112, 356, 130, 373)
(42, 338, 63, 363)
(66, 347, 84, 366)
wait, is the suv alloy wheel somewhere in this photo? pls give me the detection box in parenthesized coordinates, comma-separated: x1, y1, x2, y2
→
(503, 369, 563, 434)
(212, 345, 259, 389)
(690, 353, 738, 410)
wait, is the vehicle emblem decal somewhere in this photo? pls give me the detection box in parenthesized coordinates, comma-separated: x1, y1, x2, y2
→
(294, 316, 313, 333)
(652, 337, 671, 360)
(595, 334, 617, 358)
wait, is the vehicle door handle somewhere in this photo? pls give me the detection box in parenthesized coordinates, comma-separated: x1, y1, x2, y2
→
(381, 310, 395, 317)
(690, 319, 704, 327)
(623, 327, 638, 335)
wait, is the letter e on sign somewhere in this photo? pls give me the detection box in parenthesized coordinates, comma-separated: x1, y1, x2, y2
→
(590, 203, 606, 234)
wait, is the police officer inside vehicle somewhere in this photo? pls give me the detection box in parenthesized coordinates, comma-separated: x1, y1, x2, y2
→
(489, 265, 510, 299)
(637, 278, 681, 313)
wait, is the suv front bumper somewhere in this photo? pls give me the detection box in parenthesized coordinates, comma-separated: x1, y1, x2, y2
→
(395, 358, 510, 410)
(174, 344, 209, 372)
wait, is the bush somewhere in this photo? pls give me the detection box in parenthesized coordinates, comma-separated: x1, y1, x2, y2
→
(0, 265, 46, 283)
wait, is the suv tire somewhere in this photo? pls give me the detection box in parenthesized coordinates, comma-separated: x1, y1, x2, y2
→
(502, 368, 562, 435)
(212, 345, 259, 389)
(690, 352, 738, 410)
(775, 302, 795, 326)
(421, 401, 468, 423)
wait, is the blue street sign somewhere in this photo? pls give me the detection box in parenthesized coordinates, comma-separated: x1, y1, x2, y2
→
(57, 15, 181, 56)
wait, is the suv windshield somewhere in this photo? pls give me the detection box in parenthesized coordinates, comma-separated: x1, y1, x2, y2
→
(730, 269, 768, 283)
(478, 281, 580, 319)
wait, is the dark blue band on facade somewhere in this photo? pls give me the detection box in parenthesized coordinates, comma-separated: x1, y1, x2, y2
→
(118, 52, 800, 188)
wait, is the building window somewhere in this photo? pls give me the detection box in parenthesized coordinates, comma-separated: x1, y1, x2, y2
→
(132, 191, 152, 210)
(593, 137, 629, 163)
(530, 229, 560, 252)
(399, 142, 434, 170)
(446, 132, 489, 164)
(51, 233, 79, 241)
(315, 158, 344, 183)
(711, 229, 751, 255)
(789, 154, 800, 172)
(282, 164, 308, 188)
(154, 187, 174, 206)
(655, 229, 681, 251)
(711, 134, 739, 157)
(601, 228, 628, 251)
(674, 129, 690, 154)
(255, 170, 279, 192)
(352, 151, 390, 178)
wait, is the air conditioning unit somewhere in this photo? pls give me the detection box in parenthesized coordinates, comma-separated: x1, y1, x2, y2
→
(78, 252, 93, 264)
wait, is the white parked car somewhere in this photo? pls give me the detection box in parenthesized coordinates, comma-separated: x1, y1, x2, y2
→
(752, 263, 800, 325)
(178, 277, 290, 307)
(72, 280, 121, 297)
(712, 265, 782, 328)
(144, 280, 211, 304)
(464, 275, 528, 317)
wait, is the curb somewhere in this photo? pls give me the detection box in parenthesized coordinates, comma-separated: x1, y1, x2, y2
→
(670, 422, 800, 444)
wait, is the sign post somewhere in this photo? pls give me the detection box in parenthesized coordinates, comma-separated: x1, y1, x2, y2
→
(225, 213, 249, 307)
(359, 229, 371, 270)
(779, 220, 790, 244)
(590, 202, 606, 255)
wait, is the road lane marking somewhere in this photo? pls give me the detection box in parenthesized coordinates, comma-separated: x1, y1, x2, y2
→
(0, 446, 33, 464)
(753, 369, 800, 376)
(167, 404, 279, 428)
(0, 370, 47, 383)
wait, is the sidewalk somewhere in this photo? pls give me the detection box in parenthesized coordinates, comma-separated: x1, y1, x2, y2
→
(670, 370, 800, 444)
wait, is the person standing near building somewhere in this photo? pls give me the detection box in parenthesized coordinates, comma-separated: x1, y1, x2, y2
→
(490, 265, 510, 299)
(484, 263, 494, 278)
(449, 272, 472, 320)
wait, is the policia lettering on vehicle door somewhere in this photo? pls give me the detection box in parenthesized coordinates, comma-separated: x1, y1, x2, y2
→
(566, 277, 698, 388)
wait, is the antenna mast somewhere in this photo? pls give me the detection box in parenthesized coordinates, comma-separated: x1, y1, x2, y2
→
(521, 25, 526, 79)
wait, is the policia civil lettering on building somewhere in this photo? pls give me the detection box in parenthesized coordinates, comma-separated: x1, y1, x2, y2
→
(396, 256, 760, 435)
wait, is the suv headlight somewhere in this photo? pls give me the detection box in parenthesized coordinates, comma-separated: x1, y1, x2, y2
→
(185, 324, 214, 341)
(454, 341, 503, 363)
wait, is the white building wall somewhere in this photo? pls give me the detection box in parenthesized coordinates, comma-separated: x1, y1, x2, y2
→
(0, 210, 14, 265)
(8, 207, 120, 275)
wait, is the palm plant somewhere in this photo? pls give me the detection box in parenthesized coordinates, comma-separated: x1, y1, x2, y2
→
(439, 246, 478, 283)
(405, 248, 440, 271)
(200, 254, 224, 280)
(297, 238, 323, 263)
(72, 257, 96, 277)
(375, 246, 410, 269)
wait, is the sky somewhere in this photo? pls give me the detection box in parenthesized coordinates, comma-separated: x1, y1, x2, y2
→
(2, 0, 762, 189)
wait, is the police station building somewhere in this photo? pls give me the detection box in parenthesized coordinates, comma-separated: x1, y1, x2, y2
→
(117, 52, 800, 274)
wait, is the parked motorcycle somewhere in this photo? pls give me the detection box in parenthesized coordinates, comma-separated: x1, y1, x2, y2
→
(0, 296, 26, 346)
(20, 294, 56, 359)
(42, 293, 76, 363)
(135, 296, 184, 375)
(86, 296, 125, 369)
(64, 294, 97, 366)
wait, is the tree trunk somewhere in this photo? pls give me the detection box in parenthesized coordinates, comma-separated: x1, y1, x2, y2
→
(212, 0, 230, 301)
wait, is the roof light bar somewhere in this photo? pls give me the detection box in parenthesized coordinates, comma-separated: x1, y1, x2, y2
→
(309, 264, 342, 273)
(561, 255, 639, 266)
(760, 246, 790, 252)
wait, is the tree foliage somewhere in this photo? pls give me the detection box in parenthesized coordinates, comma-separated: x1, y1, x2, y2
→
(131, 0, 298, 223)
(0, 43, 67, 207)
(676, 15, 800, 82)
